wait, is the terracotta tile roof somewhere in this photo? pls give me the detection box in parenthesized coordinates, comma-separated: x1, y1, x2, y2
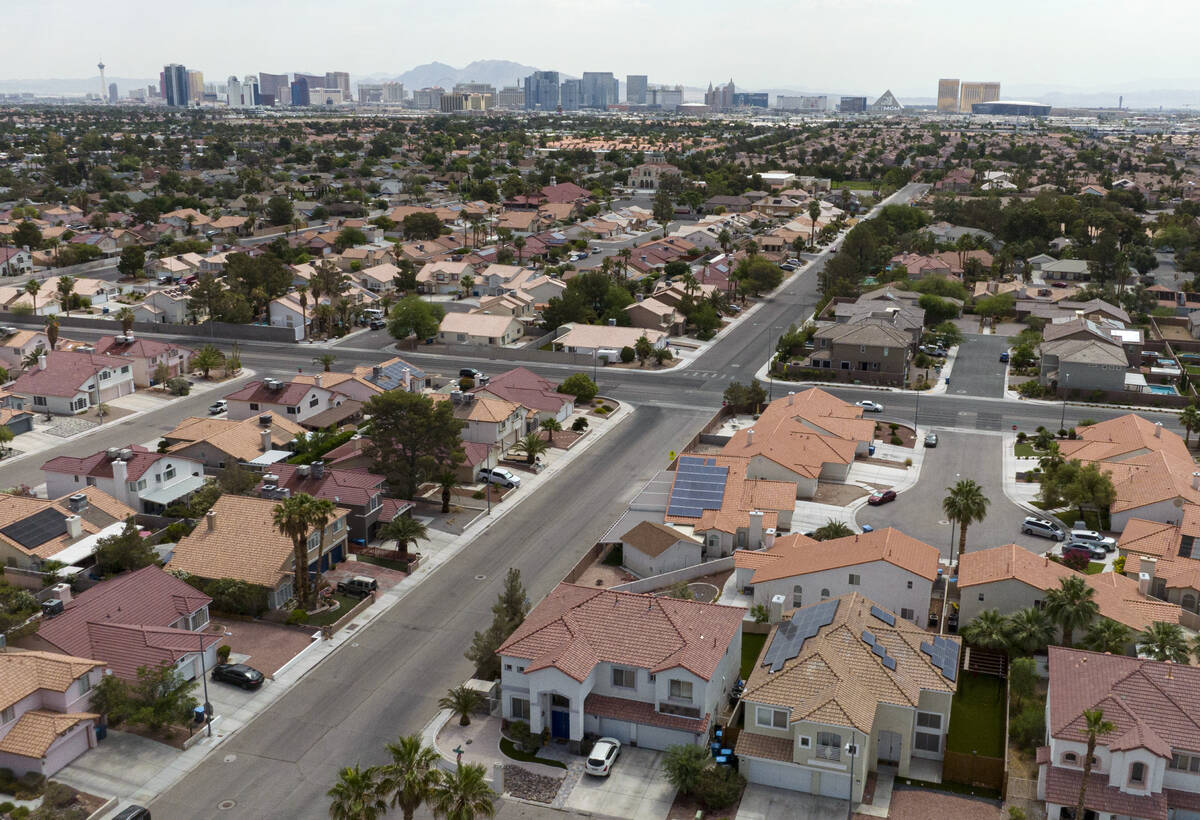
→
(959, 544, 1179, 631)
(497, 582, 744, 683)
(0, 651, 104, 711)
(738, 527, 940, 583)
(42, 444, 190, 482)
(164, 413, 305, 463)
(584, 694, 710, 735)
(664, 455, 793, 535)
(11, 350, 133, 398)
(94, 335, 193, 360)
(166, 494, 348, 588)
(0, 710, 99, 760)
(224, 380, 319, 406)
(1042, 764, 1166, 819)
(256, 464, 384, 509)
(0, 488, 135, 559)
(734, 731, 793, 762)
(1119, 509, 1200, 592)
(620, 521, 700, 557)
(470, 367, 573, 414)
(741, 594, 958, 734)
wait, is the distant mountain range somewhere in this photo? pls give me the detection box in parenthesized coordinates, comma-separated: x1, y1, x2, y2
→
(357, 60, 547, 91)
(0, 76, 156, 96)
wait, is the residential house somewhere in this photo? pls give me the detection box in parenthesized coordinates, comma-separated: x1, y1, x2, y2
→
(93, 335, 193, 387)
(1117, 505, 1200, 615)
(477, 264, 528, 296)
(474, 292, 535, 320)
(1038, 647, 1200, 820)
(733, 528, 940, 627)
(957, 543, 1180, 638)
(0, 488, 136, 571)
(10, 351, 135, 416)
(254, 462, 401, 543)
(832, 299, 925, 348)
(1039, 337, 1129, 393)
(42, 445, 205, 515)
(417, 260, 474, 295)
(356, 262, 402, 294)
(290, 371, 383, 403)
(469, 367, 574, 425)
(809, 321, 913, 387)
(1042, 317, 1142, 368)
(222, 379, 347, 424)
(934, 168, 974, 192)
(736, 594, 959, 800)
(167, 494, 350, 610)
(497, 583, 743, 751)
(0, 651, 105, 778)
(440, 391, 528, 450)
(0, 247, 34, 277)
(162, 412, 305, 471)
(624, 298, 684, 335)
(351, 357, 426, 393)
(0, 330, 50, 372)
(1041, 258, 1092, 283)
(20, 566, 221, 682)
(513, 275, 566, 305)
(663, 456, 796, 555)
(437, 312, 524, 346)
(132, 289, 190, 324)
(619, 521, 702, 578)
(554, 323, 668, 357)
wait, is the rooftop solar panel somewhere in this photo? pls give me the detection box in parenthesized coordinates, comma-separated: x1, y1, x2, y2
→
(667, 456, 730, 519)
(1, 508, 68, 549)
(762, 599, 839, 672)
(871, 643, 887, 659)
(920, 636, 961, 682)
(882, 655, 897, 671)
(861, 630, 875, 647)
(870, 605, 896, 626)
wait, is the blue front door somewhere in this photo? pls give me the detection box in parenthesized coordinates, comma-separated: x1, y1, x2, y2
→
(551, 710, 570, 739)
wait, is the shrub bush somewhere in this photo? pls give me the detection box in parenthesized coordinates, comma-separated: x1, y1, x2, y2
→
(165, 377, 190, 396)
(696, 766, 746, 810)
(904, 457, 913, 467)
(286, 608, 309, 625)
(1016, 432, 1027, 443)
(571, 417, 589, 432)
(471, 490, 485, 499)
(890, 435, 902, 445)
(216, 645, 231, 664)
(43, 781, 75, 809)
(1010, 703, 1045, 752)
(1113, 555, 1126, 574)
(1061, 552, 1089, 572)
(0, 802, 12, 814)
(620, 346, 635, 363)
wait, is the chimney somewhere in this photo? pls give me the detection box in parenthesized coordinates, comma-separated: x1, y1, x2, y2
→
(111, 459, 128, 488)
(746, 429, 755, 446)
(768, 593, 785, 624)
(50, 582, 72, 604)
(64, 515, 82, 539)
(763, 527, 777, 548)
(261, 429, 273, 452)
(1194, 473, 1200, 492)
(1156, 422, 1163, 438)
(38, 354, 47, 370)
(206, 509, 217, 531)
(748, 510, 764, 547)
(788, 391, 795, 405)
(315, 373, 324, 388)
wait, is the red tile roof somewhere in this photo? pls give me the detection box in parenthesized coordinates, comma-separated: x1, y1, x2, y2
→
(11, 350, 133, 398)
(225, 380, 318, 406)
(256, 464, 384, 508)
(470, 367, 573, 414)
(42, 444, 184, 482)
(1042, 765, 1166, 819)
(584, 693, 710, 735)
(497, 582, 744, 683)
(94, 335, 193, 360)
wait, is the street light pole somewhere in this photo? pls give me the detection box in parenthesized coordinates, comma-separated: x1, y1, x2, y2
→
(198, 633, 212, 737)
(1059, 373, 1070, 431)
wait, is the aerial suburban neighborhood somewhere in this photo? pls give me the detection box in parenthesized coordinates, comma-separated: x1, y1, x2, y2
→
(5, 17, 1200, 820)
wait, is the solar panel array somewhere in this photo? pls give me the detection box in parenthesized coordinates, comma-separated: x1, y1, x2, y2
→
(920, 636, 961, 682)
(1, 508, 68, 549)
(861, 630, 875, 647)
(870, 605, 896, 627)
(762, 599, 839, 672)
(666, 456, 729, 519)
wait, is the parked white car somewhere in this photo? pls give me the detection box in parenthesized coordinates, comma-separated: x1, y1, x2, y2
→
(856, 400, 884, 413)
(479, 467, 521, 489)
(585, 737, 621, 776)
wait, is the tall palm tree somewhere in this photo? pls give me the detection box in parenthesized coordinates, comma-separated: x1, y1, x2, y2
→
(513, 235, 525, 264)
(44, 314, 59, 351)
(378, 515, 428, 557)
(437, 468, 457, 515)
(327, 764, 388, 820)
(539, 418, 562, 445)
(1182, 404, 1200, 449)
(942, 479, 990, 568)
(1006, 607, 1055, 655)
(1044, 576, 1099, 647)
(23, 278, 41, 313)
(378, 735, 442, 820)
(297, 286, 309, 341)
(1139, 621, 1190, 662)
(960, 609, 1011, 652)
(807, 199, 821, 249)
(307, 497, 337, 601)
(1081, 618, 1132, 655)
(56, 275, 76, 317)
(429, 763, 495, 820)
(438, 685, 483, 727)
(1076, 709, 1115, 820)
(114, 306, 136, 334)
(273, 493, 316, 610)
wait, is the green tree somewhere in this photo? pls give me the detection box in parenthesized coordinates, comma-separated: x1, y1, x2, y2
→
(634, 334, 653, 365)
(558, 373, 598, 403)
(932, 320, 964, 347)
(1006, 607, 1055, 654)
(378, 735, 441, 820)
(653, 188, 674, 225)
(1063, 462, 1116, 522)
(378, 515, 428, 556)
(1081, 618, 1132, 655)
(722, 379, 767, 413)
(93, 521, 157, 576)
(327, 765, 388, 820)
(388, 295, 445, 341)
(191, 345, 225, 378)
(514, 431, 549, 465)
(429, 763, 495, 820)
(1008, 657, 1038, 712)
(732, 256, 783, 296)
(43, 314, 58, 351)
(313, 353, 337, 372)
(1139, 621, 1190, 662)
(811, 520, 853, 541)
(1181, 404, 1200, 449)
(128, 661, 198, 733)
(334, 227, 367, 252)
(306, 496, 337, 599)
(89, 672, 131, 725)
(363, 390, 464, 501)
(465, 567, 529, 679)
(662, 744, 711, 796)
(438, 685, 483, 727)
(117, 245, 146, 279)
(960, 609, 1011, 652)
(13, 221, 42, 250)
(539, 418, 562, 445)
(1076, 709, 1115, 820)
(273, 493, 318, 609)
(55, 276, 76, 317)
(22, 278, 41, 313)
(266, 196, 294, 226)
(1044, 576, 1099, 647)
(402, 212, 444, 240)
(114, 306, 136, 334)
(807, 200, 821, 248)
(942, 479, 990, 568)
(919, 294, 959, 326)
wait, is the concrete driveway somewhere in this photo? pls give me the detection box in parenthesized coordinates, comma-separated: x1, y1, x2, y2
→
(945, 334, 1009, 398)
(857, 430, 1052, 560)
(735, 784, 848, 820)
(564, 747, 675, 819)
(54, 729, 177, 804)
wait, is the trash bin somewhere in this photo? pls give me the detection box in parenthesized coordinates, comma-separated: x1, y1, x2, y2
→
(95, 724, 107, 741)
(868, 444, 876, 456)
(193, 706, 206, 725)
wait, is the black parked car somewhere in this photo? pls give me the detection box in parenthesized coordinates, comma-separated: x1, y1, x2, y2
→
(212, 663, 264, 690)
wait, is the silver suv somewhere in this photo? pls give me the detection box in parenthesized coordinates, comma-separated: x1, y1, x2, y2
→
(1069, 529, 1117, 552)
(1022, 516, 1065, 541)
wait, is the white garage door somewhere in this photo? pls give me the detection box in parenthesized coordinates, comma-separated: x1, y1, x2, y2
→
(817, 771, 850, 799)
(598, 718, 632, 744)
(636, 725, 698, 751)
(743, 758, 810, 791)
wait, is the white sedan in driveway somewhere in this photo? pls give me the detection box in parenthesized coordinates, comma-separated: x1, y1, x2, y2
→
(585, 737, 621, 776)
(856, 400, 884, 413)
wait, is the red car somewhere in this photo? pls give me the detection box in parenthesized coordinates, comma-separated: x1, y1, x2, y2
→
(1052, 281, 1068, 288)
(867, 490, 897, 505)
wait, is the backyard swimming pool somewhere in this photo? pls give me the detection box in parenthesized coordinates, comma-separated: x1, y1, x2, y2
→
(1148, 384, 1179, 395)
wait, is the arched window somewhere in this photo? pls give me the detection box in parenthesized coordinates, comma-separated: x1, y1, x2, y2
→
(820, 588, 830, 599)
(1131, 761, 1146, 784)
(1063, 752, 1078, 765)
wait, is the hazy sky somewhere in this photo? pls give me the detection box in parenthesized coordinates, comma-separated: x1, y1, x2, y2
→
(7, 0, 1200, 95)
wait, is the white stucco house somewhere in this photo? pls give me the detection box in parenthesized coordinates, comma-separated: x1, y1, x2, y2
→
(42, 445, 206, 515)
(10, 351, 135, 416)
(619, 521, 702, 578)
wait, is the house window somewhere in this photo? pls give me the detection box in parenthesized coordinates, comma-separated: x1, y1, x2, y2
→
(914, 732, 940, 753)
(99, 370, 110, 380)
(978, 593, 985, 601)
(1130, 762, 1146, 785)
(1063, 752, 1078, 765)
(511, 697, 530, 721)
(669, 680, 693, 702)
(792, 585, 802, 607)
(612, 667, 636, 689)
(883, 347, 889, 357)
(755, 707, 787, 729)
(287, 407, 297, 414)
(1, 706, 13, 724)
(816, 731, 842, 761)
(163, 465, 175, 481)
(250, 403, 259, 411)
(799, 736, 811, 749)
(848, 573, 860, 586)
(859, 345, 866, 353)
(127, 481, 138, 492)
(820, 588, 830, 599)
(504, 664, 512, 671)
(840, 361, 850, 370)
(916, 712, 942, 731)
(33, 396, 46, 407)
(901, 608, 915, 621)
(907, 581, 913, 589)
(76, 673, 92, 695)
(332, 519, 343, 532)
(307, 532, 320, 549)
(121, 366, 130, 374)
(309, 395, 320, 408)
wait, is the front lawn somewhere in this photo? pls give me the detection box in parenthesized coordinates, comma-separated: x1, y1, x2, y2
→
(306, 593, 359, 627)
(741, 632, 766, 680)
(499, 737, 566, 769)
(1013, 442, 1037, 458)
(946, 673, 1005, 758)
(1085, 562, 1106, 575)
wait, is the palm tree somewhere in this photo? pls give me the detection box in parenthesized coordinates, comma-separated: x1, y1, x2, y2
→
(313, 353, 337, 372)
(23, 278, 41, 313)
(378, 515, 428, 557)
(513, 235, 525, 264)
(114, 306, 136, 334)
(717, 228, 732, 256)
(273, 493, 316, 610)
(1006, 607, 1055, 654)
(1139, 621, 1190, 662)
(429, 763, 495, 820)
(307, 497, 337, 602)
(1081, 618, 1132, 655)
(1044, 576, 1099, 648)
(438, 685, 483, 727)
(942, 479, 990, 568)
(1182, 404, 1200, 449)
(191, 344, 224, 379)
(960, 609, 1011, 652)
(21, 344, 46, 369)
(807, 199, 821, 249)
(56, 275, 75, 317)
(378, 735, 442, 820)
(297, 286, 309, 341)
(437, 468, 457, 515)
(539, 418, 562, 445)
(812, 519, 854, 541)
(44, 314, 59, 351)
(1075, 709, 1115, 820)
(515, 432, 549, 465)
(327, 764, 388, 820)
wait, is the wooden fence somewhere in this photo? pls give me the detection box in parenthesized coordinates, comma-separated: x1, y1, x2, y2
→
(942, 750, 1006, 792)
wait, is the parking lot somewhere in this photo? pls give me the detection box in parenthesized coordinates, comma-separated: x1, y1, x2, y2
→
(944, 334, 1010, 398)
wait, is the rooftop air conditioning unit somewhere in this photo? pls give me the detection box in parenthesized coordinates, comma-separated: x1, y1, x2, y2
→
(296, 465, 311, 477)
(261, 484, 277, 497)
(118, 448, 133, 460)
(106, 448, 120, 460)
(262, 473, 279, 484)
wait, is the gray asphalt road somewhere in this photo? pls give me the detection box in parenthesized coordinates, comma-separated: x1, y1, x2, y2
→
(856, 429, 1053, 560)
(946, 334, 1010, 399)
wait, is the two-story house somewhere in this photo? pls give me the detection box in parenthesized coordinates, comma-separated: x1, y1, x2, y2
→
(42, 445, 206, 515)
(133, 289, 190, 324)
(497, 583, 744, 752)
(442, 392, 527, 451)
(167, 494, 350, 610)
(0, 651, 106, 778)
(223, 379, 347, 424)
(736, 594, 959, 801)
(1038, 647, 1200, 820)
(93, 334, 193, 388)
(734, 528, 941, 627)
(809, 320, 913, 387)
(161, 412, 305, 472)
(1117, 504, 1200, 615)
(0, 329, 50, 373)
(416, 260, 474, 295)
(254, 461, 400, 543)
(10, 351, 135, 415)
(469, 367, 574, 426)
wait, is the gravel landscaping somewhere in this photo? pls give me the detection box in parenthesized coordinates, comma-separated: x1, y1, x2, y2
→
(505, 765, 562, 803)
